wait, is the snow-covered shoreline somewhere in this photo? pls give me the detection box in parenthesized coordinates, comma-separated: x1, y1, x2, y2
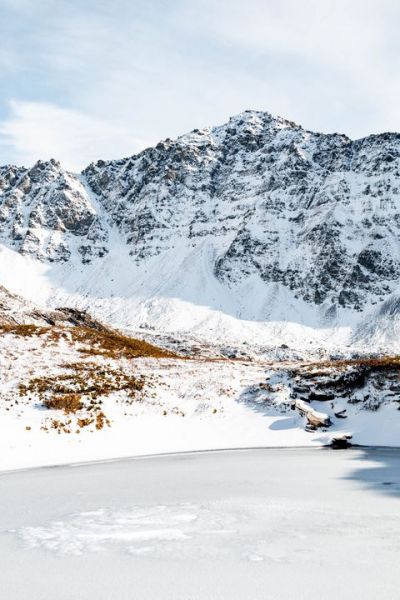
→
(2, 394, 400, 473)
(1, 323, 399, 473)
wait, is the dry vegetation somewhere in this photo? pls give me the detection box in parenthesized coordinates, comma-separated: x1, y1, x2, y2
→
(18, 363, 147, 434)
(0, 324, 50, 336)
(20, 363, 145, 408)
(43, 393, 83, 413)
(299, 355, 400, 374)
(2, 318, 178, 434)
(68, 325, 177, 360)
(0, 321, 179, 360)
(47, 410, 110, 434)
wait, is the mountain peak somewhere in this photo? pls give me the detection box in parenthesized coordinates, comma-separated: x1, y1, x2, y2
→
(175, 109, 302, 149)
(226, 109, 301, 131)
(1, 108, 400, 351)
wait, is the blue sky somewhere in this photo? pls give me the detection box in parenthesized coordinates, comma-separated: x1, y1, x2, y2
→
(0, 0, 399, 170)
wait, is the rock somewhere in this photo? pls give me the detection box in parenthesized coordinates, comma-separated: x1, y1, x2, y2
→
(334, 409, 348, 419)
(308, 391, 335, 401)
(331, 434, 353, 449)
(295, 399, 331, 428)
(305, 423, 317, 433)
(288, 358, 400, 414)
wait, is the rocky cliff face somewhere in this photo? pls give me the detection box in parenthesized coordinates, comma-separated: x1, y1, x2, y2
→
(0, 159, 108, 263)
(1, 110, 400, 328)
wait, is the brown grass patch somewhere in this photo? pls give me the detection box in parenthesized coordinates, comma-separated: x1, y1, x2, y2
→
(297, 355, 400, 375)
(21, 363, 146, 414)
(43, 393, 83, 413)
(0, 324, 50, 337)
(1, 320, 180, 361)
(69, 325, 178, 360)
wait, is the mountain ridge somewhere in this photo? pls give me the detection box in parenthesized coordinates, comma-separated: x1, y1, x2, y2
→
(1, 109, 400, 352)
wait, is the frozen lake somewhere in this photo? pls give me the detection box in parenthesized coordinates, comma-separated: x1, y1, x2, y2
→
(1, 447, 399, 600)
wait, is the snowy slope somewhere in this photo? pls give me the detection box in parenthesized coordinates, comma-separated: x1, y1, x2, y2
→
(1, 110, 400, 351)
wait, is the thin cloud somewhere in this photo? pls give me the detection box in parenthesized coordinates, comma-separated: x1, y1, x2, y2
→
(0, 0, 399, 168)
(0, 100, 149, 171)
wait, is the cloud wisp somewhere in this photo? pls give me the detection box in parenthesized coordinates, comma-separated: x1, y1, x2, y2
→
(0, 0, 399, 169)
(0, 101, 149, 171)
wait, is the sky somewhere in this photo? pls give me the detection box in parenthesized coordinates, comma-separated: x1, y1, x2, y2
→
(0, 0, 399, 171)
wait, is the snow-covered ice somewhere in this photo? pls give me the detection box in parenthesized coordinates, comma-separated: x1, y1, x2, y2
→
(1, 448, 400, 600)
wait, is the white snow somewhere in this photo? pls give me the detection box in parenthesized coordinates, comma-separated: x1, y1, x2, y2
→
(1, 326, 400, 472)
(1, 448, 399, 600)
(0, 241, 360, 353)
(0, 339, 315, 471)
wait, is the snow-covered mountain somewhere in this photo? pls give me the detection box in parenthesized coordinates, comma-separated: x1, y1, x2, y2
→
(1, 110, 400, 351)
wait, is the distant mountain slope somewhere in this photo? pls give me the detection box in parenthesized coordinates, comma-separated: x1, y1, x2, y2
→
(1, 110, 400, 351)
